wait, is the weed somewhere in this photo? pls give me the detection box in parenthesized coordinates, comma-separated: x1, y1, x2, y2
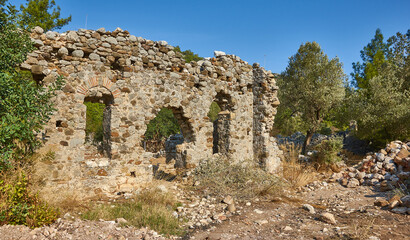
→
(279, 143, 317, 188)
(82, 189, 184, 236)
(313, 136, 344, 164)
(192, 157, 282, 200)
(348, 217, 376, 240)
(0, 169, 59, 228)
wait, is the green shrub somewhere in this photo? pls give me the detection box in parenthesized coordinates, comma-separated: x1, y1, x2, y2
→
(0, 170, 59, 228)
(84, 102, 105, 143)
(174, 46, 203, 63)
(314, 137, 344, 164)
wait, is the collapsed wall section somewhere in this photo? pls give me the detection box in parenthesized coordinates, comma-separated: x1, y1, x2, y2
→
(22, 26, 281, 198)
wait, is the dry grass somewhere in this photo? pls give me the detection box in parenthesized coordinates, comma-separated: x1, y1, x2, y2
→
(82, 188, 184, 236)
(193, 157, 283, 200)
(348, 217, 376, 240)
(279, 143, 317, 188)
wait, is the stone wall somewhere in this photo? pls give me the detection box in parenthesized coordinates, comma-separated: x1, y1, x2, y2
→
(22, 26, 281, 198)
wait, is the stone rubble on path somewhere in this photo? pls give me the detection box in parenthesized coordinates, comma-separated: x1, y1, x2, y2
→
(330, 140, 410, 215)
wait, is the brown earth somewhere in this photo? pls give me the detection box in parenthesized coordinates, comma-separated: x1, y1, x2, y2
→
(0, 182, 408, 240)
(187, 184, 409, 240)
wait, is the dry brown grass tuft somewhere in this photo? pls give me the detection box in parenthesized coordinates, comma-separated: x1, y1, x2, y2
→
(193, 157, 283, 200)
(82, 188, 184, 236)
(279, 143, 317, 188)
(348, 217, 376, 240)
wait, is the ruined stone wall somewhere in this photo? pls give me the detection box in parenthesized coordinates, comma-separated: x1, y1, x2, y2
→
(22, 26, 281, 198)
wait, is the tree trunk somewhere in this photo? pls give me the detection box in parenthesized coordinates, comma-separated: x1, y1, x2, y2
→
(302, 130, 314, 155)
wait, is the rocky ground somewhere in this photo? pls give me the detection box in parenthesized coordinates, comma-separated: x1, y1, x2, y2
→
(188, 183, 409, 240)
(1, 141, 409, 240)
(1, 181, 409, 240)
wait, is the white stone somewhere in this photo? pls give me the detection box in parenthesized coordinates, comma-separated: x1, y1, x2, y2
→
(214, 51, 226, 57)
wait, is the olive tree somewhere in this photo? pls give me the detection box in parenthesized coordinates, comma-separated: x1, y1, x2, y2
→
(278, 42, 347, 154)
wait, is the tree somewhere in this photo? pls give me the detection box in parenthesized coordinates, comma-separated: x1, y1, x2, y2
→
(1, 0, 71, 32)
(352, 28, 387, 89)
(348, 30, 410, 146)
(174, 46, 203, 63)
(0, 4, 64, 169)
(278, 42, 347, 154)
(144, 108, 180, 141)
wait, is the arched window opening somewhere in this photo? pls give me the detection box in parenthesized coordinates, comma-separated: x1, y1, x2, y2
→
(83, 86, 114, 158)
(142, 107, 194, 168)
(210, 92, 233, 154)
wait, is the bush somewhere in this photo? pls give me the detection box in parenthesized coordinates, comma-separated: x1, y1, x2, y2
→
(82, 189, 184, 236)
(174, 46, 203, 63)
(193, 158, 282, 199)
(0, 170, 59, 228)
(314, 137, 344, 164)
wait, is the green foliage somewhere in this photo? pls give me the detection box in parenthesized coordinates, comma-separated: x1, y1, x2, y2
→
(0, 7, 64, 169)
(273, 107, 309, 136)
(82, 189, 184, 236)
(352, 28, 387, 89)
(17, 0, 71, 31)
(278, 42, 346, 152)
(0, 170, 59, 228)
(348, 29, 410, 146)
(84, 102, 105, 144)
(313, 137, 343, 164)
(207, 101, 221, 122)
(174, 45, 203, 63)
(144, 108, 180, 141)
(0, 73, 64, 169)
(0, 4, 33, 73)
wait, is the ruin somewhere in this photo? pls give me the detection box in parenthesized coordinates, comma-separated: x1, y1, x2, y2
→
(22, 26, 281, 197)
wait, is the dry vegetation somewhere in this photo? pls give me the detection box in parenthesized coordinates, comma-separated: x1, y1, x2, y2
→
(81, 188, 184, 236)
(192, 157, 283, 200)
(279, 143, 317, 188)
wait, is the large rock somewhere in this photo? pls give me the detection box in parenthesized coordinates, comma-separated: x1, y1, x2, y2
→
(105, 37, 118, 45)
(401, 195, 410, 207)
(347, 178, 360, 188)
(32, 26, 44, 34)
(320, 212, 336, 224)
(66, 31, 80, 42)
(58, 47, 69, 57)
(72, 50, 84, 58)
(398, 148, 410, 159)
(89, 53, 100, 61)
(45, 31, 57, 40)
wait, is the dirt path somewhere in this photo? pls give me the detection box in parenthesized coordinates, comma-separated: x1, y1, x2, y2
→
(187, 183, 410, 240)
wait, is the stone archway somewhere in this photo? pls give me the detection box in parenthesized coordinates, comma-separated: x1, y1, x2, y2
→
(77, 76, 119, 159)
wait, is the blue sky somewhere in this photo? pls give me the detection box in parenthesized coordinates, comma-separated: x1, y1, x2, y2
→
(9, 0, 410, 77)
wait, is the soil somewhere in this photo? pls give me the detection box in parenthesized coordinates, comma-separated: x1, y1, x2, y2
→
(187, 184, 410, 240)
(0, 180, 408, 240)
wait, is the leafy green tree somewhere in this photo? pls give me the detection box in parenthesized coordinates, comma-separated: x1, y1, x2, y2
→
(1, 0, 71, 32)
(174, 46, 203, 63)
(144, 108, 180, 141)
(18, 0, 71, 31)
(278, 42, 347, 154)
(352, 28, 387, 89)
(0, 2, 32, 73)
(0, 4, 64, 169)
(348, 30, 410, 146)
